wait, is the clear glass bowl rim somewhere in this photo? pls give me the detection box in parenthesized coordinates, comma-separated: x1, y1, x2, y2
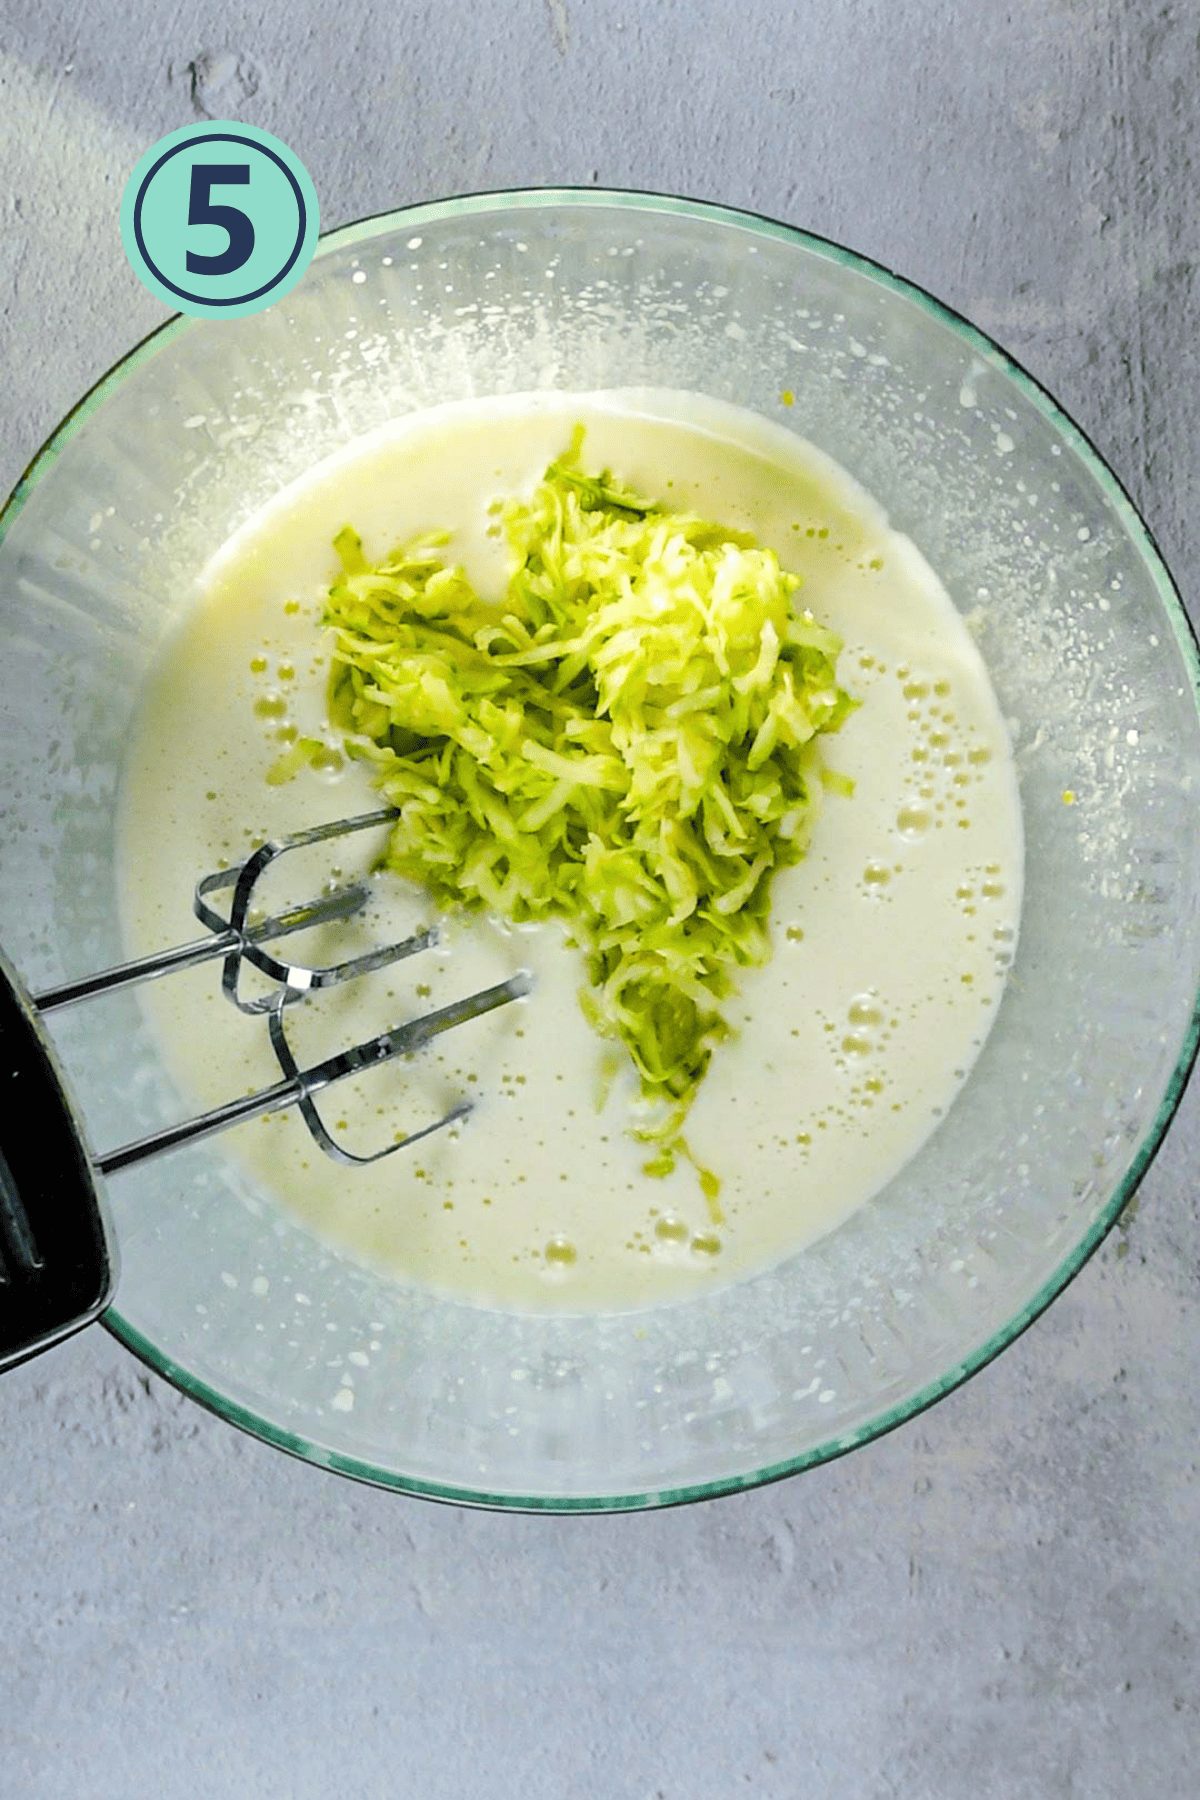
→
(5, 185, 1198, 1512)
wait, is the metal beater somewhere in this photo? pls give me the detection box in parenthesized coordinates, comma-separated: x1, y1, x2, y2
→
(0, 806, 530, 1369)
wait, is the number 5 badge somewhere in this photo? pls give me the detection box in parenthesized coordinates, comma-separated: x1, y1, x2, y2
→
(120, 121, 319, 319)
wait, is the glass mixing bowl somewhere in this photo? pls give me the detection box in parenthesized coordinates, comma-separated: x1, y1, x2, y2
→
(2, 191, 1198, 1510)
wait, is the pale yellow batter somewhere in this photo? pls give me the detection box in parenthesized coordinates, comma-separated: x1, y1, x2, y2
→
(117, 391, 1022, 1311)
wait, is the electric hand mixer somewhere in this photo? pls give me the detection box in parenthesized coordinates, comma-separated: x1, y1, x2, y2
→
(0, 806, 530, 1372)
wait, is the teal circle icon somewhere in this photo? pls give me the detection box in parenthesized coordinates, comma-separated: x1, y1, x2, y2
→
(120, 121, 319, 318)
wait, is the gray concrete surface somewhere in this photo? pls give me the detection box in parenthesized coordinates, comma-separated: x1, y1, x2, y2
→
(2, 1, 1198, 1794)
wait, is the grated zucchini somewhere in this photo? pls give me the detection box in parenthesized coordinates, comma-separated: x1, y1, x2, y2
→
(319, 429, 857, 1185)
